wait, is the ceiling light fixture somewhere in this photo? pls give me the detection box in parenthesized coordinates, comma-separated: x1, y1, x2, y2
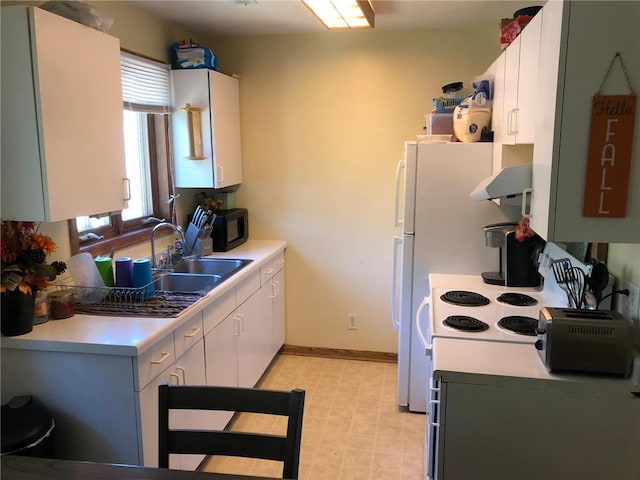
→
(302, 0, 375, 30)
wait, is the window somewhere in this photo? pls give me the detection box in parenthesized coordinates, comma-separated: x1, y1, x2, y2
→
(69, 51, 174, 257)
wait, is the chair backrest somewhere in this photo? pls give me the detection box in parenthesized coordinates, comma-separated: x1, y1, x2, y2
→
(158, 384, 305, 479)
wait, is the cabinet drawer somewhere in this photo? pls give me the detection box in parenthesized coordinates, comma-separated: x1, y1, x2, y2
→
(174, 312, 204, 359)
(203, 288, 236, 334)
(236, 270, 260, 305)
(136, 333, 175, 391)
(260, 251, 285, 286)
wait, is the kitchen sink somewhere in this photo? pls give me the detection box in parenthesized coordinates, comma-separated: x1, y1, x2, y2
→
(154, 273, 221, 294)
(171, 258, 252, 277)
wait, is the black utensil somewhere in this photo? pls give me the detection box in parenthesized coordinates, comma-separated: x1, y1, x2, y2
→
(590, 261, 609, 305)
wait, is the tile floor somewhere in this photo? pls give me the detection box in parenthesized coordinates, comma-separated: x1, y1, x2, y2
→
(202, 354, 426, 479)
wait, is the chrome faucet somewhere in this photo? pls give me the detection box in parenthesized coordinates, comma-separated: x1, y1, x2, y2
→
(150, 222, 187, 269)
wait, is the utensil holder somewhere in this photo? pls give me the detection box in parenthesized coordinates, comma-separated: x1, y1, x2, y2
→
(194, 237, 213, 256)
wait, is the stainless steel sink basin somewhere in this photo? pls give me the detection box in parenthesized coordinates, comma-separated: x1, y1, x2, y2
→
(154, 273, 221, 293)
(172, 258, 252, 277)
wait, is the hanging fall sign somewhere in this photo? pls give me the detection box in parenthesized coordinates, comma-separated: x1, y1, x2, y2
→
(583, 53, 637, 218)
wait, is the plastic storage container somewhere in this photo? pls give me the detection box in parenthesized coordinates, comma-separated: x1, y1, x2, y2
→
(1, 396, 55, 457)
(425, 113, 454, 135)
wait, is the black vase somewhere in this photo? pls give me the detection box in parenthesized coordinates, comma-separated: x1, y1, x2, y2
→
(1, 291, 36, 336)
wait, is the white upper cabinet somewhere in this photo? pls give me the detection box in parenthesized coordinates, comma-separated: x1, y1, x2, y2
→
(171, 69, 242, 189)
(1, 6, 127, 222)
(492, 12, 542, 145)
(530, 0, 640, 243)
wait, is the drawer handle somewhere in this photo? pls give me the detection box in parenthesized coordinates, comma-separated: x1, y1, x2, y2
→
(234, 316, 241, 336)
(429, 377, 440, 393)
(263, 268, 274, 276)
(176, 366, 186, 384)
(183, 327, 200, 338)
(151, 352, 170, 365)
(428, 400, 440, 427)
(170, 372, 180, 385)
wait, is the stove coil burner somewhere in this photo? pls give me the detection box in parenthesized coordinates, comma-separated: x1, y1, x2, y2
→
(440, 291, 490, 307)
(443, 315, 489, 332)
(497, 292, 538, 307)
(498, 316, 538, 336)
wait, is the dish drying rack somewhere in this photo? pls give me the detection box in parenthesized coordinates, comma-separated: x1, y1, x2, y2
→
(51, 279, 157, 305)
(50, 277, 204, 318)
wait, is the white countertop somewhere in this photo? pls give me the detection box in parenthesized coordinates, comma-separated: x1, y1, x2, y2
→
(432, 336, 640, 396)
(0, 240, 286, 357)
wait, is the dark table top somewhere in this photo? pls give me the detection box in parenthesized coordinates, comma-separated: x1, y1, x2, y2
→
(0, 455, 282, 480)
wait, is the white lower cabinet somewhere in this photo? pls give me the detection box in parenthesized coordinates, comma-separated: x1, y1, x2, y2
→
(262, 268, 285, 358)
(236, 290, 268, 388)
(203, 262, 284, 393)
(260, 253, 286, 358)
(138, 312, 207, 470)
(204, 313, 239, 430)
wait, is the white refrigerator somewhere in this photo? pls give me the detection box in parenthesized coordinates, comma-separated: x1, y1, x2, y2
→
(392, 141, 519, 412)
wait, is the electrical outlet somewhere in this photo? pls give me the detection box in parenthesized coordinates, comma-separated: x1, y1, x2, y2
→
(347, 313, 358, 330)
(619, 281, 640, 323)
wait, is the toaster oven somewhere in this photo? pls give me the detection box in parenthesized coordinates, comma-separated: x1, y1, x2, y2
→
(535, 307, 635, 377)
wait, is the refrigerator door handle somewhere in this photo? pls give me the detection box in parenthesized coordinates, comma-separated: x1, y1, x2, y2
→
(391, 236, 403, 329)
(394, 160, 406, 227)
(416, 295, 432, 350)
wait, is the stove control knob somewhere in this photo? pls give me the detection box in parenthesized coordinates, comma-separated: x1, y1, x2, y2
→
(534, 339, 544, 350)
(535, 327, 546, 335)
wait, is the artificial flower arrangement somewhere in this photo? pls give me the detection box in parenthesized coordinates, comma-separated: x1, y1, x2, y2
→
(195, 191, 225, 211)
(514, 216, 536, 241)
(515, 216, 546, 265)
(1, 221, 67, 295)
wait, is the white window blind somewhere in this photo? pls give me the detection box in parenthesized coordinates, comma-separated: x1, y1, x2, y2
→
(121, 51, 171, 114)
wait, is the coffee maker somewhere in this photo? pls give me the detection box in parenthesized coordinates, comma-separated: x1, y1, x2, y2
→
(481, 223, 541, 287)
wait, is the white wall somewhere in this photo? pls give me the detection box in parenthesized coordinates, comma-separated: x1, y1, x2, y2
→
(202, 27, 502, 352)
(608, 243, 640, 318)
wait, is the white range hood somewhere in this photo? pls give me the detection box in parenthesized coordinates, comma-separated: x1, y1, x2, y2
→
(470, 164, 532, 200)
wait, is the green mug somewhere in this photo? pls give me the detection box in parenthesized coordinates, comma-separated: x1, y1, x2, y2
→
(95, 256, 114, 287)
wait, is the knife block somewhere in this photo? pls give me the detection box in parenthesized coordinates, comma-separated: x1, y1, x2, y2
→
(193, 237, 213, 257)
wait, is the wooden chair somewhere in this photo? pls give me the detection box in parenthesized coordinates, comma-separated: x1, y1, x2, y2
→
(158, 384, 305, 479)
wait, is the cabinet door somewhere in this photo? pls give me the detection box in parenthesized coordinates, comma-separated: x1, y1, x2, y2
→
(1, 7, 126, 221)
(236, 291, 269, 388)
(138, 340, 207, 471)
(260, 277, 276, 358)
(491, 53, 507, 144)
(210, 70, 243, 188)
(174, 340, 207, 471)
(137, 365, 182, 468)
(530, 0, 565, 239)
(171, 69, 242, 189)
(494, 14, 541, 146)
(502, 38, 520, 145)
(272, 269, 286, 356)
(514, 12, 542, 144)
(204, 314, 238, 429)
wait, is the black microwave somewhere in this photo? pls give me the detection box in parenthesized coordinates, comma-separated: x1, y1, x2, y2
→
(210, 208, 248, 251)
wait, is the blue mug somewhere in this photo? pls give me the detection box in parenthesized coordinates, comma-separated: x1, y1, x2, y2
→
(132, 258, 155, 299)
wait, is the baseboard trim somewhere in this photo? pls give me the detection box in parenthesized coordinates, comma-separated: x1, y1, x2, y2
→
(280, 345, 397, 363)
